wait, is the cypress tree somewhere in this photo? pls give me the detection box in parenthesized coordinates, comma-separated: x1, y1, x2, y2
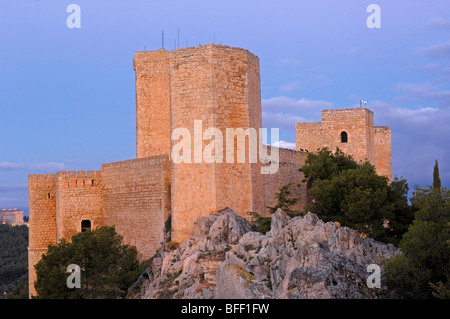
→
(433, 159, 441, 189)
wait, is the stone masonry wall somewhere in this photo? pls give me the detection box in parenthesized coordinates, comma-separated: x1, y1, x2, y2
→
(263, 147, 309, 216)
(296, 108, 391, 180)
(134, 45, 265, 243)
(168, 45, 221, 242)
(295, 122, 323, 153)
(321, 108, 374, 164)
(28, 155, 171, 296)
(134, 50, 171, 159)
(102, 155, 170, 260)
(28, 174, 57, 297)
(210, 46, 265, 219)
(374, 126, 392, 180)
(56, 170, 103, 241)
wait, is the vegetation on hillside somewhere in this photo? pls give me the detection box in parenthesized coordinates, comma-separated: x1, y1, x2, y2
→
(249, 150, 449, 299)
(384, 160, 450, 298)
(5, 151, 447, 299)
(0, 224, 28, 299)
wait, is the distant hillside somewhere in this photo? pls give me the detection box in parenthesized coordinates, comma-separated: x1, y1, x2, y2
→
(0, 224, 28, 298)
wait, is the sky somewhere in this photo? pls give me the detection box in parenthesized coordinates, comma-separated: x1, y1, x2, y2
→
(0, 0, 449, 215)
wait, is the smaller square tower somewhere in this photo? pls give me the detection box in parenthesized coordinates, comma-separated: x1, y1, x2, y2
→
(295, 108, 392, 180)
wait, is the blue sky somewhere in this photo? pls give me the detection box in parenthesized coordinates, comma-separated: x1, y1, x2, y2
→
(1, 0, 449, 214)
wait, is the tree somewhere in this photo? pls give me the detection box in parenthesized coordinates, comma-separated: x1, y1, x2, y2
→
(300, 148, 414, 245)
(247, 211, 272, 234)
(430, 282, 450, 299)
(433, 159, 441, 190)
(384, 182, 450, 298)
(299, 147, 357, 189)
(247, 182, 302, 234)
(34, 226, 141, 299)
(6, 280, 29, 299)
(266, 183, 302, 217)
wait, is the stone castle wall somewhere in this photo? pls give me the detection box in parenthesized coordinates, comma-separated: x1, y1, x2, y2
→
(28, 174, 57, 297)
(294, 122, 323, 153)
(134, 50, 171, 159)
(168, 45, 226, 242)
(321, 108, 374, 164)
(296, 108, 392, 180)
(55, 170, 103, 241)
(263, 147, 309, 215)
(102, 155, 170, 260)
(134, 45, 267, 242)
(373, 126, 392, 180)
(28, 156, 170, 297)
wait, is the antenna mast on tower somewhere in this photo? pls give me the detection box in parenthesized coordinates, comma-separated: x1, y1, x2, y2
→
(162, 30, 164, 49)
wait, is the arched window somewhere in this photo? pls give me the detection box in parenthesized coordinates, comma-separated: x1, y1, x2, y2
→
(341, 131, 348, 143)
(81, 220, 91, 232)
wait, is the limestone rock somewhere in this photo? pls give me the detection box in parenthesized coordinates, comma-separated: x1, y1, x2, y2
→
(127, 208, 400, 299)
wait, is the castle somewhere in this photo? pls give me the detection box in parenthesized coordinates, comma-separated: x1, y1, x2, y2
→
(28, 44, 391, 297)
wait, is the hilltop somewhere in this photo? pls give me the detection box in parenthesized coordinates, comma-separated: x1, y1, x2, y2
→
(127, 208, 400, 299)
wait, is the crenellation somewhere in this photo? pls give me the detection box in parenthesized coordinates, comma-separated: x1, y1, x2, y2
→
(77, 170, 88, 177)
(87, 170, 99, 178)
(32, 173, 55, 181)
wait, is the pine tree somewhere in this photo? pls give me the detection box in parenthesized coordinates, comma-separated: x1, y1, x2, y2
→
(266, 183, 302, 217)
(34, 226, 141, 299)
(300, 148, 413, 245)
(433, 159, 441, 189)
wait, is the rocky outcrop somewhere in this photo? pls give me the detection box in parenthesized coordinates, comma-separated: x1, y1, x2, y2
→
(127, 208, 400, 299)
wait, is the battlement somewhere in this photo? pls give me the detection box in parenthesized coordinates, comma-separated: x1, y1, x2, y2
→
(322, 108, 374, 124)
(374, 126, 390, 130)
(56, 170, 101, 178)
(322, 107, 372, 113)
(28, 174, 56, 181)
(29, 171, 102, 183)
(56, 170, 102, 188)
(102, 155, 169, 170)
(134, 43, 257, 59)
